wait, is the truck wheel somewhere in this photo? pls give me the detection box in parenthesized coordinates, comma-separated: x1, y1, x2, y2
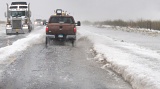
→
(71, 40, 75, 47)
(28, 27, 31, 32)
(28, 26, 31, 33)
(45, 37, 48, 48)
(46, 37, 51, 48)
(6, 30, 9, 35)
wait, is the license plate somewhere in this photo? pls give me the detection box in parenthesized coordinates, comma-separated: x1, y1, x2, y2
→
(16, 29, 19, 32)
(58, 34, 63, 38)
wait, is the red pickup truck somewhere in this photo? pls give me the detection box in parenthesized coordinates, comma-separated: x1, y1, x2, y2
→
(45, 9, 81, 47)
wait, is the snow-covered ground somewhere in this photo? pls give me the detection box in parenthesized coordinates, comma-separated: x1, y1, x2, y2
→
(0, 26, 45, 63)
(0, 24, 160, 89)
(78, 26, 160, 89)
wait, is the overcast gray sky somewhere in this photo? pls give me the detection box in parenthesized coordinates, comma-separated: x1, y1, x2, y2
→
(1, 0, 160, 21)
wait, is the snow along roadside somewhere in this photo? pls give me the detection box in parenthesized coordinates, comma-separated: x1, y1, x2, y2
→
(0, 27, 45, 62)
(78, 26, 160, 89)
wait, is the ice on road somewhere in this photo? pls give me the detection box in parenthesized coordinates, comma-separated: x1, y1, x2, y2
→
(0, 24, 160, 89)
(0, 26, 132, 89)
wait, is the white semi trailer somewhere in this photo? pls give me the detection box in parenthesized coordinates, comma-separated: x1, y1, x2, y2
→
(5, 1, 33, 35)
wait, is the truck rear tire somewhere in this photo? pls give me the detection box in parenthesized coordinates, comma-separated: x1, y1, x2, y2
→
(6, 30, 9, 35)
(45, 37, 48, 48)
(46, 37, 51, 48)
(71, 40, 75, 47)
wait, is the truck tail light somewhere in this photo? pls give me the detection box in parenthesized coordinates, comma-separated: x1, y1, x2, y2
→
(74, 27, 76, 33)
(46, 27, 49, 32)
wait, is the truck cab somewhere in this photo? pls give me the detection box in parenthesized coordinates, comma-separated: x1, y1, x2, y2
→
(5, 1, 32, 35)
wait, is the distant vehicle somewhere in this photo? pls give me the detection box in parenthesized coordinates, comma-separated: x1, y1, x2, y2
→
(45, 9, 81, 47)
(34, 19, 43, 26)
(42, 19, 47, 25)
(4, 1, 33, 35)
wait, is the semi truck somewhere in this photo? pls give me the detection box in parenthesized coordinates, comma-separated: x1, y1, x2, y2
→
(4, 1, 32, 35)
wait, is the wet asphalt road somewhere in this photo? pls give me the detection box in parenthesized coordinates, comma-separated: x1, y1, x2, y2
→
(0, 26, 132, 89)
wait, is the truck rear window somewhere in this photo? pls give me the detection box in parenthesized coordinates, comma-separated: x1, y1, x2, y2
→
(49, 17, 74, 24)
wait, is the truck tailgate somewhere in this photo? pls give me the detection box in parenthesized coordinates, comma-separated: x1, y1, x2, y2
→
(47, 23, 75, 35)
